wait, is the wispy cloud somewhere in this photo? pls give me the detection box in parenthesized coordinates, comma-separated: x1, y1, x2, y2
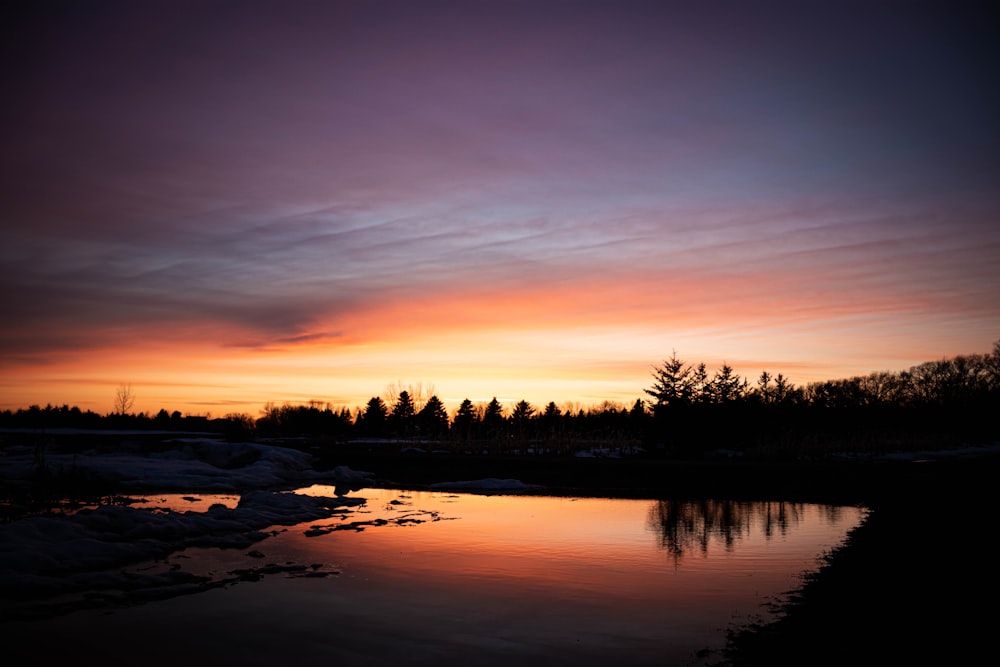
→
(1, 1, 997, 413)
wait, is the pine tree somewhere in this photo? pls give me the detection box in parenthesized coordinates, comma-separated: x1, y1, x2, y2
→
(417, 395, 449, 438)
(510, 400, 535, 451)
(452, 398, 479, 443)
(709, 363, 747, 403)
(481, 397, 505, 441)
(645, 351, 694, 408)
(389, 390, 415, 437)
(357, 397, 388, 437)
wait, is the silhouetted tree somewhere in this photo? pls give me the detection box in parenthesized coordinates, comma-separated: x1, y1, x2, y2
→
(384, 380, 435, 413)
(645, 351, 694, 409)
(113, 383, 135, 416)
(417, 395, 449, 439)
(357, 396, 389, 438)
(389, 390, 416, 437)
(510, 399, 535, 423)
(452, 398, 479, 445)
(708, 363, 747, 403)
(481, 397, 505, 444)
(510, 400, 535, 450)
(755, 371, 773, 404)
(254, 401, 351, 438)
(222, 413, 256, 441)
(539, 401, 564, 442)
(628, 398, 648, 440)
(692, 363, 711, 403)
(773, 373, 798, 404)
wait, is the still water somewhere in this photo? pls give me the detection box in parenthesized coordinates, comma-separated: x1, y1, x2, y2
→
(5, 487, 865, 667)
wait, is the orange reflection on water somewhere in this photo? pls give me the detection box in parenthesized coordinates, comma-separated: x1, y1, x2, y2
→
(292, 486, 864, 617)
(46, 486, 864, 667)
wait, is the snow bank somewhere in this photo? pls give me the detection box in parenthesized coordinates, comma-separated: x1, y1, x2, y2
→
(0, 489, 365, 604)
(0, 439, 379, 618)
(0, 439, 374, 492)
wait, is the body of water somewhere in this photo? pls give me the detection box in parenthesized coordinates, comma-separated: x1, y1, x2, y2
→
(3, 487, 865, 666)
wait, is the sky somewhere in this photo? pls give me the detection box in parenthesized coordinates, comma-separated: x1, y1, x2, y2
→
(2, 0, 998, 417)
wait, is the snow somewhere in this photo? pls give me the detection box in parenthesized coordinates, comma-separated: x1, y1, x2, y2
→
(1, 438, 371, 493)
(0, 490, 363, 595)
(0, 438, 379, 618)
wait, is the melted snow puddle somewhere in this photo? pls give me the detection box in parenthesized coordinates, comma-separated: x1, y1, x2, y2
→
(135, 492, 242, 512)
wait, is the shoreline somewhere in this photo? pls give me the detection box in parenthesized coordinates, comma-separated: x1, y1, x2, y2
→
(315, 446, 974, 506)
(318, 448, 998, 665)
(712, 452, 998, 666)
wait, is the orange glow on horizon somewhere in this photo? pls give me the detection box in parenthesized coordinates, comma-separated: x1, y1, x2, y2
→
(1, 308, 994, 418)
(0, 266, 994, 417)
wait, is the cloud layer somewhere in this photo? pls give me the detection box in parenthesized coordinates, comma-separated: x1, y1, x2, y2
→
(2, 1, 998, 413)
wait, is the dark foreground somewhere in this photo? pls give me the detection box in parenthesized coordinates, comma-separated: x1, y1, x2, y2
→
(5, 433, 998, 665)
(321, 446, 1000, 666)
(712, 454, 997, 666)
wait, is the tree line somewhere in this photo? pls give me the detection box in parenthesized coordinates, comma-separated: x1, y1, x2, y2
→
(2, 341, 997, 459)
(641, 342, 999, 457)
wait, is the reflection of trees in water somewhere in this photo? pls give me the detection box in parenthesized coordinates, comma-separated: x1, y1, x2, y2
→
(648, 500, 841, 561)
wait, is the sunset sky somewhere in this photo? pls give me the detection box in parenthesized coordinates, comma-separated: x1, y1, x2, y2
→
(2, 1, 998, 418)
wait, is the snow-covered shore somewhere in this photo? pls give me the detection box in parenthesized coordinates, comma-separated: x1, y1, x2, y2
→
(0, 439, 381, 618)
(0, 437, 373, 493)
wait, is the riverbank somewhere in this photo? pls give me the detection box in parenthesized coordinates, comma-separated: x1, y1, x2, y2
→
(314, 444, 980, 505)
(715, 451, 998, 666)
(316, 446, 999, 665)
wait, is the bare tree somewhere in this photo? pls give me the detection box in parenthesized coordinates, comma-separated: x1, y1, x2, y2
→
(113, 383, 135, 415)
(383, 380, 435, 412)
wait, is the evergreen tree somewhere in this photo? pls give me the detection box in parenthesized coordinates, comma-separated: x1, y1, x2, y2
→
(481, 397, 505, 441)
(417, 395, 449, 438)
(357, 396, 389, 438)
(510, 399, 535, 422)
(510, 399, 535, 447)
(389, 390, 416, 437)
(756, 370, 773, 404)
(773, 373, 795, 404)
(692, 363, 710, 403)
(539, 401, 564, 441)
(645, 351, 694, 408)
(709, 363, 747, 403)
(452, 398, 479, 444)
